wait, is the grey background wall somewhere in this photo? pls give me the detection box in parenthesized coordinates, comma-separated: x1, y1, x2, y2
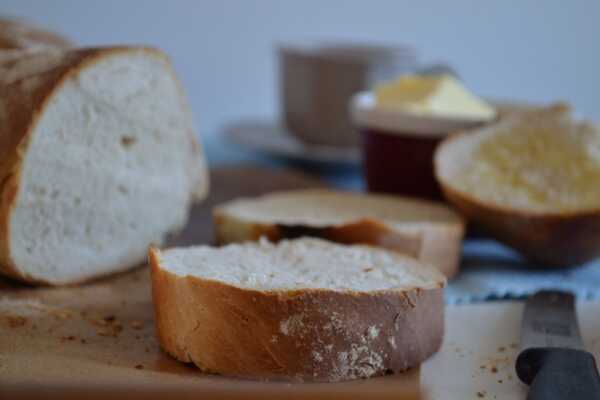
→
(3, 0, 599, 139)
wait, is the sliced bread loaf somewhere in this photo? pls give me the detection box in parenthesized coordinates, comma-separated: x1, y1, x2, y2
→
(214, 189, 464, 277)
(150, 238, 445, 382)
(435, 104, 600, 265)
(0, 47, 208, 285)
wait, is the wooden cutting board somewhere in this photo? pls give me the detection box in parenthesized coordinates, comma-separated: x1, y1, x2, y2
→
(1, 165, 600, 399)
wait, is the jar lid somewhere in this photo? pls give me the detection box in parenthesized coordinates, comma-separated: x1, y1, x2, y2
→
(350, 91, 494, 137)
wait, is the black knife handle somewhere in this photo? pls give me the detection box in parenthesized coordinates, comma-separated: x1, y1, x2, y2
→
(516, 347, 600, 400)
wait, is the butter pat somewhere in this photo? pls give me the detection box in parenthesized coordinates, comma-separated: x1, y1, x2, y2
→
(375, 74, 496, 121)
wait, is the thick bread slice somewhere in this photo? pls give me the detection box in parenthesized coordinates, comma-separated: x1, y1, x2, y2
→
(0, 47, 208, 285)
(214, 189, 465, 278)
(0, 17, 72, 50)
(435, 104, 600, 265)
(150, 238, 445, 382)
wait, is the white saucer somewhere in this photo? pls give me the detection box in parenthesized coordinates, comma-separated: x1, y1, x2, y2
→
(222, 120, 361, 167)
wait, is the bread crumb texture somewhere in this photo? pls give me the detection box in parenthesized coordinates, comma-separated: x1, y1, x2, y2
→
(441, 107, 600, 212)
(162, 238, 444, 291)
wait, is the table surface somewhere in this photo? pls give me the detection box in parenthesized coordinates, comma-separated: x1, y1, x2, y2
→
(2, 164, 599, 399)
(3, 263, 600, 399)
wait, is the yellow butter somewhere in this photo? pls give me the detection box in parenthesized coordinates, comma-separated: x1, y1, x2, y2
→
(375, 74, 496, 120)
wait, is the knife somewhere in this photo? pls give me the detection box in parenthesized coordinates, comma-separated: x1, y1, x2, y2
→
(516, 290, 600, 400)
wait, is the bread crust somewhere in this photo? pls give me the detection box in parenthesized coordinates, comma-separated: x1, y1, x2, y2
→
(0, 17, 73, 50)
(149, 247, 444, 382)
(213, 211, 463, 278)
(434, 116, 600, 266)
(0, 47, 207, 285)
(438, 175, 600, 266)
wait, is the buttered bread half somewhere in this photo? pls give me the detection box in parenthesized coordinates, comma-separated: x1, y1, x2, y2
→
(435, 104, 600, 265)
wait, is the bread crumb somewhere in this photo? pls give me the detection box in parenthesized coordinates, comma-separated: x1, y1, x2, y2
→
(491, 366, 498, 373)
(104, 315, 116, 323)
(497, 346, 506, 352)
(477, 391, 486, 398)
(121, 136, 137, 147)
(5, 315, 27, 328)
(130, 320, 143, 330)
(97, 328, 114, 337)
(50, 309, 74, 320)
(97, 323, 123, 337)
(134, 364, 144, 370)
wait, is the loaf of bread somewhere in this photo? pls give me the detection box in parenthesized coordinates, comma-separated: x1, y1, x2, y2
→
(435, 104, 600, 265)
(0, 47, 208, 284)
(150, 238, 445, 382)
(214, 189, 464, 277)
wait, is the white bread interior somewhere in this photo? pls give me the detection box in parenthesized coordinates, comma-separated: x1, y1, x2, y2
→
(0, 47, 207, 284)
(159, 237, 444, 291)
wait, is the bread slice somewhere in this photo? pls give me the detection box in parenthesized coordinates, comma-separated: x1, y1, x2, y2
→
(0, 47, 208, 285)
(150, 238, 445, 382)
(435, 104, 600, 265)
(213, 189, 465, 277)
(0, 17, 72, 50)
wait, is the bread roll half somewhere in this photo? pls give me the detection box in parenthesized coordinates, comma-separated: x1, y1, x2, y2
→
(435, 104, 600, 266)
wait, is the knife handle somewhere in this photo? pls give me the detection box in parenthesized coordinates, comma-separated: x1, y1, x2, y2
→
(516, 347, 600, 400)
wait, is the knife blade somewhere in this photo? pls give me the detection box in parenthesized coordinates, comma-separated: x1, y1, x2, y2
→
(520, 290, 584, 350)
(516, 290, 600, 400)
